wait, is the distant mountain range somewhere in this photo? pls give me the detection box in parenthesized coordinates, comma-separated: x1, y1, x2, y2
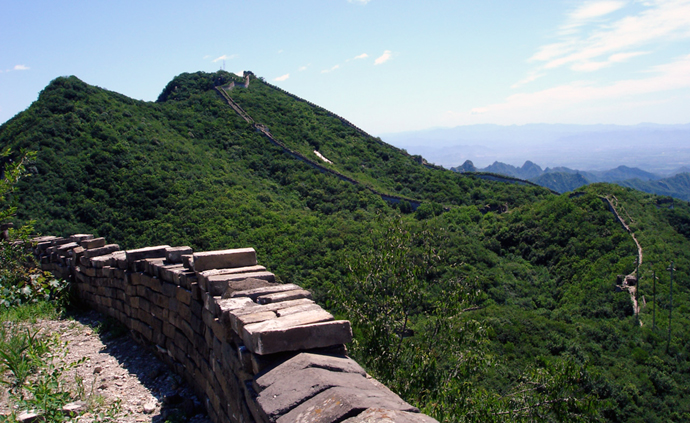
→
(451, 159, 690, 201)
(380, 123, 690, 175)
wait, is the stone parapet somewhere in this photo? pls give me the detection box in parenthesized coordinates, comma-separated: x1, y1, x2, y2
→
(32, 235, 437, 423)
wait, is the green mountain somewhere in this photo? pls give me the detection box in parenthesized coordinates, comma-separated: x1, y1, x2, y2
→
(618, 173, 690, 202)
(2, 72, 690, 422)
(530, 171, 590, 193)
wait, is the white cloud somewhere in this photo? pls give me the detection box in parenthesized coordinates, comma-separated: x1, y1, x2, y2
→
(531, 0, 690, 71)
(511, 71, 546, 88)
(299, 64, 311, 71)
(474, 54, 690, 118)
(274, 73, 290, 81)
(321, 64, 340, 73)
(348, 0, 372, 4)
(374, 50, 392, 65)
(571, 51, 650, 71)
(212, 54, 237, 63)
(569, 1, 627, 20)
(13, 65, 29, 71)
(354, 53, 369, 60)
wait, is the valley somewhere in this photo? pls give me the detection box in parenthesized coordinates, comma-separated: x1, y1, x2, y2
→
(1, 71, 689, 422)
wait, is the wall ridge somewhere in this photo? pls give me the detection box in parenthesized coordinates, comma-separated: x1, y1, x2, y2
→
(34, 234, 438, 423)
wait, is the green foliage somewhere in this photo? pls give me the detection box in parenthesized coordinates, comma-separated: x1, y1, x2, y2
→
(0, 150, 68, 308)
(0, 324, 80, 422)
(2, 71, 690, 421)
(335, 216, 599, 422)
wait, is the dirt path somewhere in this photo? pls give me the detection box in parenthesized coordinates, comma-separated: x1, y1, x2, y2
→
(1, 310, 212, 423)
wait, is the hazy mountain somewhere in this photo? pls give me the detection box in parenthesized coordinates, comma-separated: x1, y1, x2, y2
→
(381, 123, 690, 174)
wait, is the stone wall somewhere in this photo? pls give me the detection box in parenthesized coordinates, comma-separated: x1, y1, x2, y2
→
(33, 234, 438, 423)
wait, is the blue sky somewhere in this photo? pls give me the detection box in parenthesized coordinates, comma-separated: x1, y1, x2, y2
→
(1, 0, 689, 134)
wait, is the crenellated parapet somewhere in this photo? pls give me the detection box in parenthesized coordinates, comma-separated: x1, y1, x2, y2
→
(32, 234, 438, 423)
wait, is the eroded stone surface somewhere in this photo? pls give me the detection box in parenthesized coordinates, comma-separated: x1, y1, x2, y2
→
(231, 283, 301, 301)
(255, 353, 366, 391)
(276, 386, 419, 423)
(83, 244, 121, 259)
(205, 271, 275, 296)
(166, 246, 193, 264)
(192, 248, 257, 272)
(243, 320, 352, 356)
(257, 368, 379, 421)
(125, 245, 171, 263)
(342, 408, 439, 423)
(81, 237, 106, 249)
(257, 289, 312, 305)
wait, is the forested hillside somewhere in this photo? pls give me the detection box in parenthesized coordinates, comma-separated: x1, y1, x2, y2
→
(1, 71, 689, 422)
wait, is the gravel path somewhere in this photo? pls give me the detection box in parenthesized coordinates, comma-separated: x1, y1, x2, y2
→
(1, 310, 212, 423)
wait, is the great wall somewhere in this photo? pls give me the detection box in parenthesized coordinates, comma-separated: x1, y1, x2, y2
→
(33, 234, 438, 423)
(216, 73, 426, 211)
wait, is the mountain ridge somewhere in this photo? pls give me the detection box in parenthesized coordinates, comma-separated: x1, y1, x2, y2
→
(2, 71, 690, 422)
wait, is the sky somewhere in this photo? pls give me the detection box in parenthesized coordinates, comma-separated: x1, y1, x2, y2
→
(1, 0, 690, 135)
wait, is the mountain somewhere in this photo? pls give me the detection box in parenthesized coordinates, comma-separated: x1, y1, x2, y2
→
(381, 123, 690, 173)
(530, 171, 589, 193)
(2, 72, 690, 422)
(452, 160, 690, 201)
(618, 173, 690, 202)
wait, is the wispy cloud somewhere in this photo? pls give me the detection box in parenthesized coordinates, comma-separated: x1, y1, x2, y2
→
(374, 50, 392, 65)
(212, 54, 237, 63)
(321, 64, 340, 73)
(473, 54, 690, 118)
(274, 73, 290, 81)
(532, 0, 690, 71)
(354, 53, 369, 60)
(348, 0, 372, 4)
(511, 71, 546, 88)
(13, 65, 29, 71)
(570, 1, 626, 20)
(571, 50, 650, 71)
(299, 64, 311, 71)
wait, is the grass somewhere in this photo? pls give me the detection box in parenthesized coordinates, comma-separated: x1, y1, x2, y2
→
(0, 301, 121, 422)
(0, 301, 62, 324)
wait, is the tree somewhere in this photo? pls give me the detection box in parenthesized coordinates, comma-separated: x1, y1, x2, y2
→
(334, 214, 600, 422)
(0, 149, 66, 307)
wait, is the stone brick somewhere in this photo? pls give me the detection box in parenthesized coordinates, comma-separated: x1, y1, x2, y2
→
(83, 244, 120, 259)
(227, 298, 314, 333)
(160, 264, 186, 283)
(69, 234, 94, 243)
(192, 248, 257, 272)
(275, 387, 420, 423)
(233, 311, 277, 334)
(125, 245, 171, 264)
(257, 289, 312, 305)
(81, 237, 105, 249)
(254, 353, 366, 391)
(230, 283, 302, 302)
(203, 272, 276, 296)
(244, 319, 352, 356)
(161, 281, 177, 298)
(166, 246, 193, 264)
(175, 286, 192, 305)
(197, 265, 267, 290)
(341, 408, 439, 423)
(257, 369, 383, 421)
